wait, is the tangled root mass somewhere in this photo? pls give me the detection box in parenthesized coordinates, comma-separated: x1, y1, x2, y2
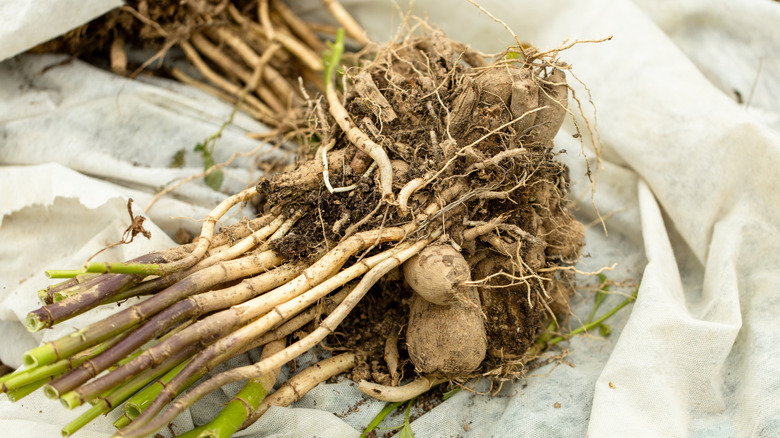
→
(256, 29, 585, 380)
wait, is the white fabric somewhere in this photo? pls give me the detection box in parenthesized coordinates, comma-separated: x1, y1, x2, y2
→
(2, 0, 779, 437)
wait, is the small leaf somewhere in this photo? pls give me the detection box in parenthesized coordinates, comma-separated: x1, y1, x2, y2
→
(205, 169, 224, 191)
(193, 142, 205, 153)
(360, 401, 404, 438)
(398, 422, 415, 438)
(169, 149, 186, 168)
(202, 154, 223, 191)
(599, 324, 612, 337)
(594, 289, 608, 307)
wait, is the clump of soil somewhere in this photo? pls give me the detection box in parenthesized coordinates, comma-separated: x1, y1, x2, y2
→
(255, 28, 585, 380)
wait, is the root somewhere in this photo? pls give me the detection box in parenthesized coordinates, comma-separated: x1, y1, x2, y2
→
(240, 352, 358, 429)
(325, 41, 394, 200)
(358, 375, 447, 402)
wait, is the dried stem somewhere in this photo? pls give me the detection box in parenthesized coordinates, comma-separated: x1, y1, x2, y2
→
(321, 0, 371, 46)
(180, 41, 275, 121)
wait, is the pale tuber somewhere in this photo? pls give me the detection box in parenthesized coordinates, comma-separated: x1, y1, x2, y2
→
(402, 244, 471, 306)
(403, 244, 487, 377)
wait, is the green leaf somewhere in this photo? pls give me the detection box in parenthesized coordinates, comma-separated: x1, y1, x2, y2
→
(398, 398, 415, 438)
(599, 324, 612, 337)
(503, 51, 520, 60)
(200, 149, 223, 191)
(169, 149, 186, 168)
(360, 401, 403, 438)
(205, 169, 224, 191)
(398, 422, 415, 438)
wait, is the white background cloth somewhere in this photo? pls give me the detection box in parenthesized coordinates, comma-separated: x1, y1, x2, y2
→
(1, 0, 779, 437)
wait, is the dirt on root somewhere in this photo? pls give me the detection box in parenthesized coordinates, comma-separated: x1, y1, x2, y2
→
(254, 28, 586, 381)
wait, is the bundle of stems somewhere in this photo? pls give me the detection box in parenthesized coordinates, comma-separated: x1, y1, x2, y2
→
(102, 0, 371, 135)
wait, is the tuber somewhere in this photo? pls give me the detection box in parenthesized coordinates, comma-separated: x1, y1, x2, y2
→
(403, 244, 487, 376)
(402, 244, 471, 306)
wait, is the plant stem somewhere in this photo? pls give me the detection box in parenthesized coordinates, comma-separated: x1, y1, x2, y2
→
(7, 378, 50, 402)
(45, 270, 90, 279)
(585, 274, 610, 324)
(3, 336, 120, 393)
(360, 401, 404, 438)
(178, 340, 286, 438)
(119, 236, 430, 438)
(121, 359, 191, 421)
(59, 342, 197, 410)
(240, 352, 358, 430)
(44, 251, 288, 398)
(61, 348, 194, 436)
(26, 273, 144, 332)
(23, 245, 283, 370)
(549, 290, 638, 347)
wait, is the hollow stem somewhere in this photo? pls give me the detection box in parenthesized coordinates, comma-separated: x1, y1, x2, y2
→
(23, 223, 285, 370)
(3, 336, 120, 394)
(59, 341, 197, 410)
(38, 274, 102, 304)
(54, 252, 288, 403)
(6, 379, 50, 402)
(27, 273, 144, 332)
(121, 358, 192, 421)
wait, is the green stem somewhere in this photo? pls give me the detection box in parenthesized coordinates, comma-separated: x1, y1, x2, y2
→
(45, 270, 85, 279)
(4, 337, 119, 393)
(547, 291, 638, 347)
(585, 274, 610, 324)
(38, 273, 102, 304)
(61, 389, 119, 436)
(59, 346, 194, 410)
(323, 28, 345, 87)
(122, 359, 192, 420)
(62, 350, 189, 436)
(533, 319, 558, 346)
(113, 413, 132, 430)
(6, 379, 49, 402)
(360, 401, 404, 438)
(178, 379, 270, 438)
